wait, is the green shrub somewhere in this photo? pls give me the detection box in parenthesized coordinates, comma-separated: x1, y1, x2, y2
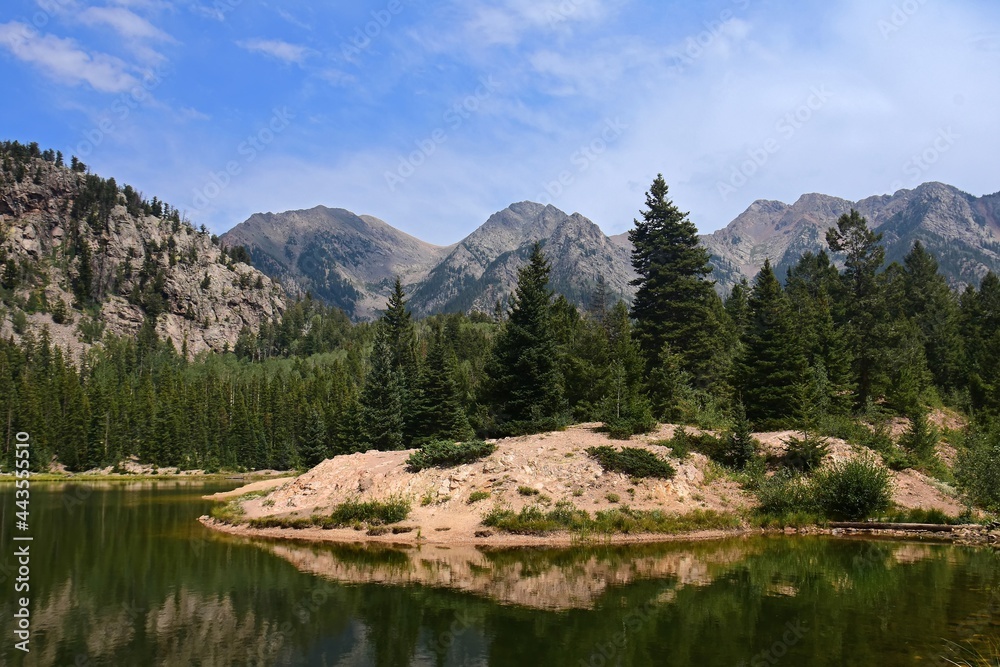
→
(482, 503, 588, 535)
(406, 440, 496, 471)
(652, 437, 690, 461)
(481, 502, 737, 535)
(812, 456, 893, 521)
(467, 490, 491, 504)
(782, 432, 830, 472)
(753, 469, 817, 517)
(585, 445, 676, 480)
(605, 493, 620, 503)
(321, 496, 411, 526)
(955, 424, 1000, 513)
(664, 428, 732, 465)
(517, 485, 539, 496)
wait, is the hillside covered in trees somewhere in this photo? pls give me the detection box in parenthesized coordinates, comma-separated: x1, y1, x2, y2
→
(0, 157, 998, 516)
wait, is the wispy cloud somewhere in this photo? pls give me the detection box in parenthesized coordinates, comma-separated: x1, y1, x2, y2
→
(236, 38, 312, 64)
(277, 8, 311, 31)
(0, 22, 138, 92)
(78, 6, 172, 42)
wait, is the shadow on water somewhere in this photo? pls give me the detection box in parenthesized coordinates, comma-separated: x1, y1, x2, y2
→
(1, 482, 998, 666)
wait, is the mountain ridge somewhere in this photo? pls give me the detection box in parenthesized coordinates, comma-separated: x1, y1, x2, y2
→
(222, 181, 1000, 319)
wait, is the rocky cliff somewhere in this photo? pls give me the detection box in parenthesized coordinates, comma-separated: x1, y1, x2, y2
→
(0, 142, 285, 356)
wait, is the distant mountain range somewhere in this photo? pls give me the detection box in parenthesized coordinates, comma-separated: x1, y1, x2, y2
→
(221, 202, 633, 319)
(221, 182, 1000, 319)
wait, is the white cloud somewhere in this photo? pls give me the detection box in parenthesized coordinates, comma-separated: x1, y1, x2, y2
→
(0, 21, 138, 92)
(236, 38, 313, 64)
(78, 6, 172, 42)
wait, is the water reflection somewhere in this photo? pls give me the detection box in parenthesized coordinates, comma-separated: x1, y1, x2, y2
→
(260, 540, 751, 610)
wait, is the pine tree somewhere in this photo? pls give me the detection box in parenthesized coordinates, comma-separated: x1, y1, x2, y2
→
(902, 241, 964, 394)
(481, 242, 566, 436)
(381, 277, 418, 442)
(600, 301, 655, 436)
(962, 272, 1000, 417)
(383, 277, 418, 383)
(785, 251, 854, 414)
(587, 274, 610, 324)
(826, 209, 887, 407)
(299, 405, 329, 467)
(409, 325, 474, 444)
(360, 325, 406, 450)
(735, 260, 807, 428)
(724, 278, 751, 341)
(629, 174, 723, 386)
(723, 401, 757, 470)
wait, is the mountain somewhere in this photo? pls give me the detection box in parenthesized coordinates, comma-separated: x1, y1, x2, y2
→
(223, 182, 1000, 321)
(0, 142, 285, 355)
(700, 183, 1000, 292)
(408, 202, 633, 315)
(220, 206, 452, 320)
(223, 201, 635, 318)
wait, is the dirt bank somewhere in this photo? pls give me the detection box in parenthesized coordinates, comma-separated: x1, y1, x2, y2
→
(201, 423, 969, 547)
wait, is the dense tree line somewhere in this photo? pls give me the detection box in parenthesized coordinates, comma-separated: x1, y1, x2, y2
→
(0, 174, 998, 480)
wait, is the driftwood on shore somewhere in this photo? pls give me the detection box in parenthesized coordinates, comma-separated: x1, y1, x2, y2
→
(828, 522, 972, 533)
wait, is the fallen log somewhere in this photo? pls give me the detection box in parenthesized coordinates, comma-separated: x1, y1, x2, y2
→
(829, 522, 968, 533)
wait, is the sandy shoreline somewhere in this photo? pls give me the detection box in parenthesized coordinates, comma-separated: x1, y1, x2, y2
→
(199, 515, 1000, 549)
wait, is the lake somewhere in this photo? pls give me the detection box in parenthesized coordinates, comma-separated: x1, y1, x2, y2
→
(1, 481, 998, 666)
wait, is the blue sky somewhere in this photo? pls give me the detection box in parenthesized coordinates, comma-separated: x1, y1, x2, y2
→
(1, 0, 998, 244)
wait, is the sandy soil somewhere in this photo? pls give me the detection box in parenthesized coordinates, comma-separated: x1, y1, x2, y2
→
(201, 422, 967, 546)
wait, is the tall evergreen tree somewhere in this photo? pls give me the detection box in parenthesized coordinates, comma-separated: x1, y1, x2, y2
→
(481, 243, 566, 435)
(902, 241, 964, 393)
(735, 260, 807, 427)
(826, 209, 887, 407)
(629, 174, 723, 386)
(409, 324, 474, 444)
(360, 325, 406, 450)
(600, 301, 655, 436)
(785, 251, 854, 414)
(962, 272, 1000, 418)
(382, 277, 418, 387)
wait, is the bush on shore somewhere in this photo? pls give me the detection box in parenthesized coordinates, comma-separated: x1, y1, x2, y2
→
(585, 445, 676, 480)
(406, 440, 497, 472)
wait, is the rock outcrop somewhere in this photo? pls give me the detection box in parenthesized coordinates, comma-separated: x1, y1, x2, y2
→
(0, 147, 285, 356)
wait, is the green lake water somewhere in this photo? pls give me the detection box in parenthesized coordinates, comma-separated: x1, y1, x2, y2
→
(1, 481, 998, 666)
